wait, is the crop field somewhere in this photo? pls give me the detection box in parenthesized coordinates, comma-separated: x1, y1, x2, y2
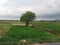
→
(0, 21, 60, 45)
(32, 22, 60, 35)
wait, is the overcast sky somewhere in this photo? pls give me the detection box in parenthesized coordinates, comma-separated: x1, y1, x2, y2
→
(0, 0, 60, 20)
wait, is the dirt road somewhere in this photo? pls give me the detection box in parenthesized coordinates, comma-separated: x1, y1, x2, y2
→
(28, 43, 60, 45)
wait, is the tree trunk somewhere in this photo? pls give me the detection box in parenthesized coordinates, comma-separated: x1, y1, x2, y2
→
(26, 22, 29, 26)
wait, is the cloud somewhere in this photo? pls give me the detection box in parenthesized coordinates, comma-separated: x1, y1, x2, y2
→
(37, 13, 60, 20)
(3, 0, 60, 14)
(0, 0, 7, 6)
(0, 15, 20, 20)
(0, 0, 60, 20)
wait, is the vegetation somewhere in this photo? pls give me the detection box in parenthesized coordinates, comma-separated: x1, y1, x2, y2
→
(32, 22, 60, 35)
(20, 11, 36, 26)
(0, 21, 60, 45)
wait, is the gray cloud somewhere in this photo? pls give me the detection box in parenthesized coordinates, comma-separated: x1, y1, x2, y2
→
(0, 15, 20, 20)
(3, 0, 41, 7)
(0, 0, 60, 20)
(37, 13, 60, 20)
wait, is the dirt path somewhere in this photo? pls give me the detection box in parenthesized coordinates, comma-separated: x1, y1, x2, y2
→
(28, 43, 60, 45)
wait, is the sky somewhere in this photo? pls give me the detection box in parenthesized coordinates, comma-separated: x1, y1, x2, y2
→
(0, 0, 60, 20)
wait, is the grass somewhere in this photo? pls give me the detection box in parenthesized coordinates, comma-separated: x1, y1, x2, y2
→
(32, 22, 60, 30)
(32, 22, 60, 35)
(0, 21, 60, 45)
(0, 36, 18, 45)
(0, 22, 12, 37)
(6, 26, 60, 43)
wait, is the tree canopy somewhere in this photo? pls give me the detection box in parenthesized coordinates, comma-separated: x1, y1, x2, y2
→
(20, 11, 36, 26)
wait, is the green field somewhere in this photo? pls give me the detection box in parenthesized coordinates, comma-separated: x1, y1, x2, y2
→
(0, 21, 60, 45)
(32, 22, 60, 35)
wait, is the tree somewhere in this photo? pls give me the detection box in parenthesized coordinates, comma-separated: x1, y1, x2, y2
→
(20, 11, 36, 26)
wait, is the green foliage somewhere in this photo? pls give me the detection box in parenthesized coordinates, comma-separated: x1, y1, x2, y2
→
(20, 11, 36, 22)
(0, 36, 18, 45)
(0, 21, 60, 44)
(32, 22, 60, 35)
(20, 11, 36, 26)
(6, 26, 60, 43)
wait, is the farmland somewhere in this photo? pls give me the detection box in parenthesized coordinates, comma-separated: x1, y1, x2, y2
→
(32, 22, 60, 35)
(0, 21, 60, 45)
